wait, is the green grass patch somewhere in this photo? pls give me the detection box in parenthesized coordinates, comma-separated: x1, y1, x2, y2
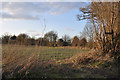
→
(2, 45, 88, 61)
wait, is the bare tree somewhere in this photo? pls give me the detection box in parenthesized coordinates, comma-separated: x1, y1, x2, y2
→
(81, 22, 95, 48)
(62, 34, 71, 42)
(83, 22, 95, 41)
(2, 34, 10, 44)
(77, 2, 120, 57)
(16, 33, 29, 45)
(44, 31, 58, 47)
(62, 34, 71, 46)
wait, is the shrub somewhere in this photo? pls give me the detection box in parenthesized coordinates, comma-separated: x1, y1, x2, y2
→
(72, 36, 80, 47)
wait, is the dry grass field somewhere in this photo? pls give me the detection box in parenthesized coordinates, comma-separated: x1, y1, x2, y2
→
(2, 45, 119, 78)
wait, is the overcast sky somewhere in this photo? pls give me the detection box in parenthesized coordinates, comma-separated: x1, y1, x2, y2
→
(0, 2, 89, 38)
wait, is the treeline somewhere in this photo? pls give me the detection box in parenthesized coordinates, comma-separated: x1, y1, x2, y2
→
(1, 31, 95, 49)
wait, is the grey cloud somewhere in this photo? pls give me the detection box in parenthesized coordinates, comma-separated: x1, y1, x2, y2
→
(1, 2, 88, 20)
(1, 12, 39, 20)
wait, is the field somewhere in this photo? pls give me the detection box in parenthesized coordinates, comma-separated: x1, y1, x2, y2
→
(2, 45, 119, 78)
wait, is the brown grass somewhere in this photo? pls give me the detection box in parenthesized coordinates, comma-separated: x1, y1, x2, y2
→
(2, 45, 119, 78)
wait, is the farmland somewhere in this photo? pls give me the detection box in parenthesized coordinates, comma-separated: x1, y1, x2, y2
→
(2, 45, 119, 78)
